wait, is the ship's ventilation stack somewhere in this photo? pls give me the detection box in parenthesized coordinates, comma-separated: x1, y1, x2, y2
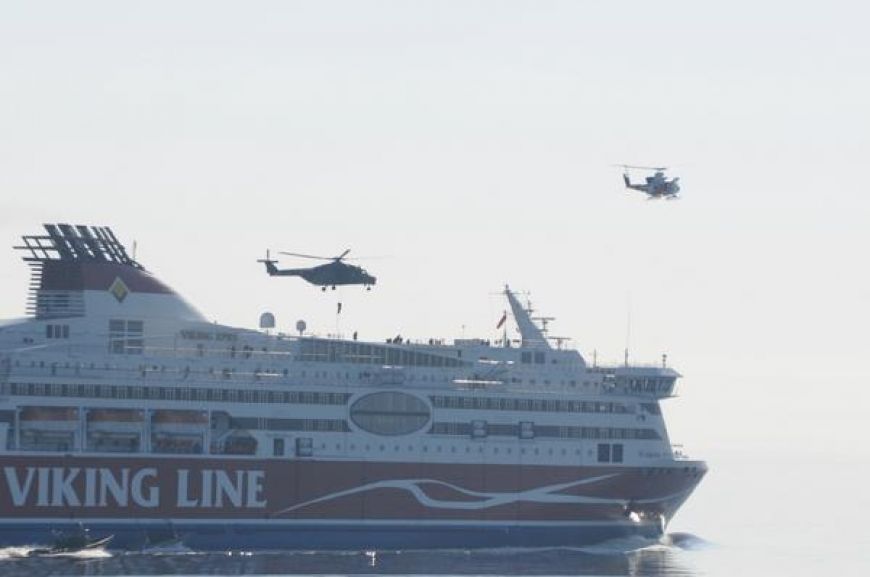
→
(14, 224, 204, 322)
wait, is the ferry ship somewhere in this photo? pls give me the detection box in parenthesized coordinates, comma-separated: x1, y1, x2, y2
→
(0, 224, 706, 550)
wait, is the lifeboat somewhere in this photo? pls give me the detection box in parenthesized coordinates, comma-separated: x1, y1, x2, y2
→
(19, 406, 78, 431)
(150, 410, 207, 454)
(151, 410, 207, 431)
(18, 406, 79, 451)
(87, 409, 144, 433)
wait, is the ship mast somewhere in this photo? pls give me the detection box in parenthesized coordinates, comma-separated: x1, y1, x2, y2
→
(504, 286, 551, 349)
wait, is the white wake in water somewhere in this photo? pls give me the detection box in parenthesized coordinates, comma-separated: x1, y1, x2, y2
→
(0, 545, 37, 560)
(0, 544, 112, 560)
(42, 547, 112, 559)
(573, 532, 712, 555)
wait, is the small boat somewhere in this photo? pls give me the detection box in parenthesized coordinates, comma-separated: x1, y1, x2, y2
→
(140, 524, 191, 554)
(140, 537, 190, 554)
(28, 526, 113, 556)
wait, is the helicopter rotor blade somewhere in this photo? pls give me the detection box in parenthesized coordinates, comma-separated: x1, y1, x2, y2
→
(278, 249, 384, 262)
(615, 164, 668, 171)
(278, 252, 333, 261)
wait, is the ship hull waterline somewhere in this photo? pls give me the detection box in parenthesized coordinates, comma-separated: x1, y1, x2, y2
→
(0, 454, 704, 550)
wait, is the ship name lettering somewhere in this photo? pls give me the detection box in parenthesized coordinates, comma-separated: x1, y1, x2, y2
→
(180, 330, 214, 341)
(2, 466, 159, 508)
(176, 469, 266, 509)
(179, 330, 238, 342)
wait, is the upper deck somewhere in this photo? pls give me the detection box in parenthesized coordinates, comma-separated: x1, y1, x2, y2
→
(1, 224, 679, 400)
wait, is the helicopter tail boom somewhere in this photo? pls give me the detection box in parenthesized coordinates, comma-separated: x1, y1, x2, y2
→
(260, 258, 306, 277)
(265, 266, 307, 277)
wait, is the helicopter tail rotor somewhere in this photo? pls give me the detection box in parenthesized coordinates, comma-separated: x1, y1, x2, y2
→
(258, 250, 280, 275)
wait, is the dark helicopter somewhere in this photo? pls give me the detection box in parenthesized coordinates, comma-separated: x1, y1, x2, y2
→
(260, 250, 377, 291)
(618, 165, 681, 199)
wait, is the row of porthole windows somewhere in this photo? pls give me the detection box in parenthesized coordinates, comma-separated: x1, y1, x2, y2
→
(311, 441, 583, 457)
(430, 422, 660, 441)
(303, 370, 451, 384)
(430, 395, 632, 414)
(297, 340, 468, 368)
(8, 360, 458, 387)
(11, 358, 585, 391)
(1, 381, 350, 406)
(509, 378, 588, 387)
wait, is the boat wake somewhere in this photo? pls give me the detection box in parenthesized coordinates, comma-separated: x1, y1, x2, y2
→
(0, 544, 112, 561)
(37, 547, 112, 559)
(0, 546, 36, 560)
(573, 532, 711, 555)
(661, 531, 712, 550)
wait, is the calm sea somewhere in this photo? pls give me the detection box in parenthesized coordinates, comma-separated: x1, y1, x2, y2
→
(1, 451, 867, 577)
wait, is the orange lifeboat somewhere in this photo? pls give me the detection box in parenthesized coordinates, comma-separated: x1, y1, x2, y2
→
(19, 406, 78, 422)
(19, 406, 79, 432)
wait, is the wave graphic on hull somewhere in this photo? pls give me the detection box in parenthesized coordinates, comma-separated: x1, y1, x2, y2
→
(273, 474, 693, 517)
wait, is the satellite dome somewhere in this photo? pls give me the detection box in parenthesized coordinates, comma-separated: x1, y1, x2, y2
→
(259, 312, 275, 329)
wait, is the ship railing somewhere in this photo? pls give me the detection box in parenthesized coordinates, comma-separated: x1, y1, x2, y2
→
(588, 363, 672, 372)
(599, 386, 678, 399)
(0, 358, 293, 387)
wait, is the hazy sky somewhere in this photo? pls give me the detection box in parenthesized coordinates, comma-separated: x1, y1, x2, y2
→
(1, 1, 869, 535)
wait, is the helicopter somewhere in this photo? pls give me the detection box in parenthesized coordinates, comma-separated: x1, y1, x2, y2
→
(260, 249, 377, 291)
(618, 165, 681, 199)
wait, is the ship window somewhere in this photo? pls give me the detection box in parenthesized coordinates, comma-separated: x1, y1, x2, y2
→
(471, 420, 487, 439)
(296, 437, 313, 457)
(520, 352, 532, 364)
(350, 392, 430, 436)
(519, 421, 535, 439)
(612, 443, 624, 463)
(597, 443, 611, 463)
(534, 352, 545, 364)
(273, 438, 285, 457)
(108, 319, 145, 355)
(45, 324, 70, 339)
